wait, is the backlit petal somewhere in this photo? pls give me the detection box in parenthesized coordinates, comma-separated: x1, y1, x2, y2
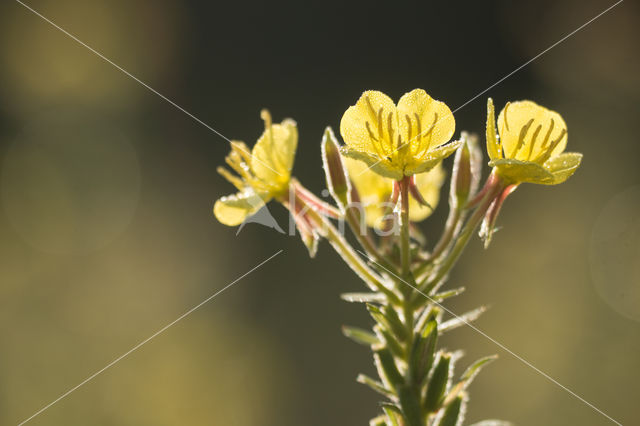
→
(213, 188, 269, 226)
(397, 89, 455, 151)
(544, 152, 583, 185)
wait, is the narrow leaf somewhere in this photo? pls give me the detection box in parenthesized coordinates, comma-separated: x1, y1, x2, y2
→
(357, 374, 394, 398)
(342, 326, 379, 346)
(434, 394, 466, 426)
(432, 287, 465, 302)
(398, 385, 423, 426)
(382, 404, 403, 426)
(425, 353, 451, 412)
(375, 348, 404, 390)
(341, 292, 386, 303)
(409, 319, 438, 385)
(369, 415, 386, 426)
(469, 420, 512, 426)
(439, 306, 486, 333)
(367, 304, 407, 342)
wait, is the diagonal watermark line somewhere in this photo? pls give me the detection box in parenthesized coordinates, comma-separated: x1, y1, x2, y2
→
(355, 0, 623, 177)
(14, 0, 284, 177)
(16, 249, 284, 426)
(357, 250, 622, 425)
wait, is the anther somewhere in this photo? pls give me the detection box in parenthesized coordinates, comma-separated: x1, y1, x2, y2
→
(387, 112, 395, 149)
(540, 119, 555, 150)
(510, 118, 534, 158)
(405, 114, 413, 142)
(526, 124, 542, 160)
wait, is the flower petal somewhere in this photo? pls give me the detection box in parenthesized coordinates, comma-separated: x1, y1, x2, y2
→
(397, 89, 455, 151)
(544, 152, 583, 185)
(409, 163, 445, 222)
(497, 100, 567, 161)
(340, 147, 403, 180)
(340, 90, 398, 157)
(213, 188, 269, 226)
(485, 98, 501, 160)
(251, 119, 298, 188)
(489, 158, 554, 185)
(405, 140, 461, 175)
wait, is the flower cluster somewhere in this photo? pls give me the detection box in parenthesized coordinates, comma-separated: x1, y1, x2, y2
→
(213, 89, 582, 426)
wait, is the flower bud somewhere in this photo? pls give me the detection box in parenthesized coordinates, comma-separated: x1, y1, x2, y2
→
(450, 132, 482, 210)
(321, 127, 351, 210)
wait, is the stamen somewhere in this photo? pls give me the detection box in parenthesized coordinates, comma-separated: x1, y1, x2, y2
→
(526, 124, 542, 160)
(414, 113, 422, 141)
(387, 112, 395, 150)
(231, 142, 253, 164)
(217, 166, 245, 190)
(510, 118, 534, 158)
(503, 102, 511, 131)
(225, 154, 250, 179)
(540, 119, 555, 150)
(532, 128, 567, 164)
(365, 121, 379, 141)
(365, 95, 377, 117)
(405, 114, 413, 143)
(414, 113, 438, 158)
(260, 109, 272, 130)
(377, 107, 384, 144)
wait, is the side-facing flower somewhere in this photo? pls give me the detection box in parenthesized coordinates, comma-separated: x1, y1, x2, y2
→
(486, 98, 582, 185)
(340, 89, 460, 180)
(214, 110, 297, 226)
(344, 157, 445, 229)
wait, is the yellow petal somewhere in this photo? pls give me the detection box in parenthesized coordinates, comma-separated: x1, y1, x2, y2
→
(340, 90, 398, 157)
(251, 118, 298, 189)
(340, 147, 403, 180)
(404, 140, 461, 176)
(485, 98, 501, 160)
(397, 89, 455, 152)
(343, 156, 394, 228)
(489, 158, 554, 185)
(409, 163, 445, 222)
(213, 188, 269, 226)
(544, 152, 583, 185)
(497, 100, 567, 161)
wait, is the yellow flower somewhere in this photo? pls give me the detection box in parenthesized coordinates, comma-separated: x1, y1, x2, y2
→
(486, 98, 582, 185)
(214, 110, 297, 226)
(340, 89, 459, 180)
(344, 157, 445, 229)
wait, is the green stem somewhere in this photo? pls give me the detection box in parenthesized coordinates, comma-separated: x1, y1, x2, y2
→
(418, 175, 504, 296)
(292, 192, 401, 305)
(400, 177, 411, 280)
(345, 207, 399, 274)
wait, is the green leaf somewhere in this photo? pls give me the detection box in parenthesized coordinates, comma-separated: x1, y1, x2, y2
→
(367, 304, 407, 342)
(425, 353, 451, 412)
(340, 292, 386, 303)
(368, 415, 387, 426)
(432, 287, 465, 302)
(374, 348, 404, 390)
(439, 306, 486, 333)
(469, 421, 513, 426)
(461, 355, 498, 383)
(378, 326, 405, 359)
(342, 326, 379, 346)
(381, 404, 403, 426)
(434, 394, 466, 426)
(409, 319, 438, 385)
(398, 385, 424, 426)
(357, 374, 394, 398)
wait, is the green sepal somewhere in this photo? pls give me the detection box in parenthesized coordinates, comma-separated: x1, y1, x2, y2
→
(374, 348, 404, 390)
(398, 385, 424, 426)
(357, 374, 394, 398)
(408, 319, 438, 385)
(424, 353, 451, 412)
(434, 394, 466, 426)
(342, 325, 379, 346)
(321, 126, 351, 209)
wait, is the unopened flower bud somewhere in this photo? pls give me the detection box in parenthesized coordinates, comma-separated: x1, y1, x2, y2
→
(321, 126, 351, 210)
(450, 132, 482, 209)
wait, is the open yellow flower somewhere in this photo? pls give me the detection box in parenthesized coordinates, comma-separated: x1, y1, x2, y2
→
(214, 110, 297, 226)
(344, 157, 445, 229)
(486, 98, 582, 185)
(340, 89, 459, 180)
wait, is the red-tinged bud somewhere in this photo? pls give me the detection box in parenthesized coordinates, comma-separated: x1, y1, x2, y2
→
(450, 132, 482, 210)
(479, 183, 518, 248)
(321, 127, 351, 210)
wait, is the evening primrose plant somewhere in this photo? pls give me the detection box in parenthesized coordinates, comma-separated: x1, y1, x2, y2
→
(213, 89, 582, 426)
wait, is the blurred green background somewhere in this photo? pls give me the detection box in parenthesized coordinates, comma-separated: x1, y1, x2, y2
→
(0, 0, 638, 425)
